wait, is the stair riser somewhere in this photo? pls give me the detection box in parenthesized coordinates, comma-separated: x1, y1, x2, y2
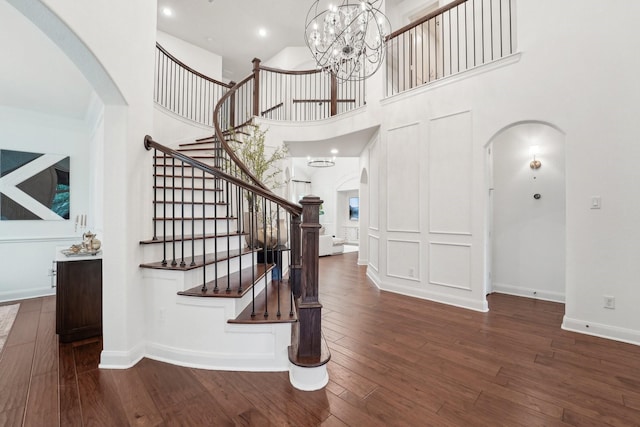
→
(153, 219, 238, 236)
(154, 203, 229, 218)
(141, 268, 291, 371)
(141, 236, 247, 263)
(154, 191, 225, 204)
(154, 176, 223, 190)
(154, 158, 219, 168)
(179, 253, 257, 289)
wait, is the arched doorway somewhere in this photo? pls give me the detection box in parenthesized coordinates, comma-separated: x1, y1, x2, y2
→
(487, 122, 566, 303)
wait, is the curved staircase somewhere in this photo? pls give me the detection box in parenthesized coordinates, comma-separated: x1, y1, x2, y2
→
(144, 44, 332, 388)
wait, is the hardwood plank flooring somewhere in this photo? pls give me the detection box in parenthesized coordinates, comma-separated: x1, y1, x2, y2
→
(2, 253, 640, 425)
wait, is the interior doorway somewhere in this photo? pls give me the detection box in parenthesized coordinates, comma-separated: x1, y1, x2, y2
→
(487, 122, 566, 303)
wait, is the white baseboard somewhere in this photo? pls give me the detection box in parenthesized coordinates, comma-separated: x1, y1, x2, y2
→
(289, 364, 329, 391)
(562, 316, 640, 347)
(144, 336, 290, 372)
(99, 342, 146, 369)
(367, 268, 488, 312)
(0, 287, 55, 304)
(492, 282, 565, 303)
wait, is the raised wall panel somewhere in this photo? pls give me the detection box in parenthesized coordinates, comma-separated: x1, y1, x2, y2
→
(386, 123, 420, 232)
(429, 111, 472, 235)
(387, 239, 420, 281)
(369, 235, 379, 271)
(429, 242, 471, 290)
(369, 141, 379, 230)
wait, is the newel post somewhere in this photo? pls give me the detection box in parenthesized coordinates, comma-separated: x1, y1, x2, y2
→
(290, 214, 302, 299)
(298, 195, 323, 358)
(288, 195, 330, 391)
(252, 58, 261, 117)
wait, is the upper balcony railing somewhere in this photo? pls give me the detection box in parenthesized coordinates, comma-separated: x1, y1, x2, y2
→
(154, 43, 365, 128)
(386, 0, 515, 97)
(154, 43, 233, 127)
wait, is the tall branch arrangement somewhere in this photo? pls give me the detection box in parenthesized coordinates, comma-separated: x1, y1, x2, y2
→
(229, 124, 288, 193)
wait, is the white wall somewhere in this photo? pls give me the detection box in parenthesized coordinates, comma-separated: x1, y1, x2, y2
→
(156, 30, 223, 81)
(263, 46, 315, 71)
(366, 0, 640, 343)
(491, 122, 566, 302)
(153, 105, 214, 147)
(0, 106, 92, 301)
(17, 0, 158, 367)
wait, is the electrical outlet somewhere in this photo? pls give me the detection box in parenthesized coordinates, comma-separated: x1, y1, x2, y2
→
(604, 296, 615, 309)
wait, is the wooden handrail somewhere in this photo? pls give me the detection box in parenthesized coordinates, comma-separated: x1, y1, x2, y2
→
(386, 0, 468, 41)
(258, 64, 325, 76)
(156, 42, 232, 88)
(292, 99, 356, 104)
(211, 77, 270, 191)
(261, 102, 284, 116)
(144, 135, 302, 216)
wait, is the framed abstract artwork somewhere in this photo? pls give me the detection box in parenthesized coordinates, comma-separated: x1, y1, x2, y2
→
(0, 149, 70, 220)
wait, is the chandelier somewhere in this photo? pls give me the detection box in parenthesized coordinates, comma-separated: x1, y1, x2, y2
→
(304, 0, 391, 82)
(307, 157, 336, 168)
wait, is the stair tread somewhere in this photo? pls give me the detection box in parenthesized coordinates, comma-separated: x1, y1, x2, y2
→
(154, 174, 217, 180)
(177, 147, 224, 152)
(178, 263, 273, 298)
(152, 215, 237, 221)
(153, 155, 220, 160)
(153, 164, 221, 169)
(152, 201, 228, 206)
(140, 231, 247, 244)
(230, 277, 297, 324)
(140, 247, 253, 270)
(153, 185, 223, 191)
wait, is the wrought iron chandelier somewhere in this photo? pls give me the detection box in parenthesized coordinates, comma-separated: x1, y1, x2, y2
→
(304, 0, 391, 82)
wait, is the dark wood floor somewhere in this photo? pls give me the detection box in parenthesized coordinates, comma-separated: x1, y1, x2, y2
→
(2, 252, 640, 426)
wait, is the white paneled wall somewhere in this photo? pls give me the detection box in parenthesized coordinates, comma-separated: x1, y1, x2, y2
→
(429, 112, 473, 235)
(386, 123, 421, 232)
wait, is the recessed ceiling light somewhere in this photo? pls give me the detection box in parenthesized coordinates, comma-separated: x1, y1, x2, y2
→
(162, 7, 173, 17)
(258, 28, 268, 38)
(330, 148, 338, 154)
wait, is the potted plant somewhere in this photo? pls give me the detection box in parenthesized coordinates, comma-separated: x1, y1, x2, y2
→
(228, 123, 288, 249)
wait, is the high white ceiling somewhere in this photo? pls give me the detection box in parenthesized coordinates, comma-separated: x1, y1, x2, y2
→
(158, 0, 402, 81)
(157, 0, 314, 81)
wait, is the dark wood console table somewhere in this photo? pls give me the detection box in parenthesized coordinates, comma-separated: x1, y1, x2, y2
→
(55, 251, 103, 343)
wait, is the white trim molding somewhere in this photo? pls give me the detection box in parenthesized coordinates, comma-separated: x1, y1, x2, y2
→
(562, 316, 640, 347)
(492, 283, 565, 303)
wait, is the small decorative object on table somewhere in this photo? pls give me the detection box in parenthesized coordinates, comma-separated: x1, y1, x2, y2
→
(61, 231, 102, 257)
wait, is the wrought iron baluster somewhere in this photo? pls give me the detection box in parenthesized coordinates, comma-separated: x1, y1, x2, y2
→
(201, 168, 207, 292)
(191, 165, 195, 266)
(180, 162, 185, 267)
(162, 153, 167, 266)
(263, 198, 269, 318)
(152, 149, 158, 241)
(171, 157, 177, 267)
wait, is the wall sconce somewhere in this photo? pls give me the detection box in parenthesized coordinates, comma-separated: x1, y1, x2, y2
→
(529, 145, 541, 169)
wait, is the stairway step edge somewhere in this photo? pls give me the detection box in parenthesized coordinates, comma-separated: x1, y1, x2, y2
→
(178, 263, 274, 298)
(139, 248, 255, 270)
